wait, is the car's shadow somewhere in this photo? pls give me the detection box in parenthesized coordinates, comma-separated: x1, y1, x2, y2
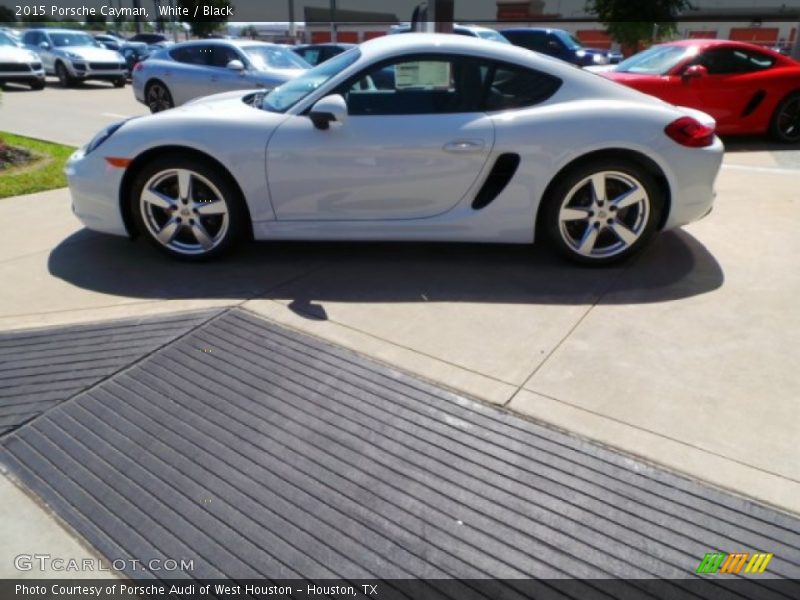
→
(47, 229, 724, 314)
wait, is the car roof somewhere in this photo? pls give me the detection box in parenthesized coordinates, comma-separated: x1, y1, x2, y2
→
(295, 43, 356, 49)
(501, 27, 567, 34)
(652, 38, 790, 60)
(358, 32, 582, 75)
(27, 28, 94, 34)
(168, 39, 285, 49)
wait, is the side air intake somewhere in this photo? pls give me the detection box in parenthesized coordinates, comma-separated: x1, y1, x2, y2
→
(472, 153, 521, 210)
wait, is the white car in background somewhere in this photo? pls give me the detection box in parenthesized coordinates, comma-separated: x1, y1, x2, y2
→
(66, 34, 722, 265)
(0, 31, 45, 90)
(132, 39, 309, 113)
(22, 28, 127, 87)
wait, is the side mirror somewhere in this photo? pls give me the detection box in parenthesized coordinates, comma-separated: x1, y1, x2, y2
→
(39, 41, 50, 50)
(682, 64, 708, 81)
(226, 59, 245, 72)
(309, 94, 348, 130)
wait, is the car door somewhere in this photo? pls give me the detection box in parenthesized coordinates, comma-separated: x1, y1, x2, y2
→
(207, 44, 251, 93)
(266, 54, 496, 221)
(676, 47, 776, 128)
(165, 44, 214, 104)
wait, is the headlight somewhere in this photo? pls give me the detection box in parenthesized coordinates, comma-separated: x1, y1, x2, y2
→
(593, 54, 609, 64)
(85, 121, 126, 155)
(575, 50, 587, 57)
(64, 51, 82, 60)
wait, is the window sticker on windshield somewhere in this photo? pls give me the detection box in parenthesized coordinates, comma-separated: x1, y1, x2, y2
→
(395, 61, 451, 89)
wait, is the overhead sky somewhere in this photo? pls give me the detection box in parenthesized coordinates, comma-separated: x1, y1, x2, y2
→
(3, 0, 800, 22)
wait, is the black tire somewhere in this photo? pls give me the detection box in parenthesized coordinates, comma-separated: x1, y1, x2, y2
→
(113, 77, 126, 88)
(541, 159, 664, 266)
(769, 92, 800, 143)
(30, 79, 45, 90)
(55, 62, 72, 88)
(130, 155, 247, 261)
(145, 80, 173, 113)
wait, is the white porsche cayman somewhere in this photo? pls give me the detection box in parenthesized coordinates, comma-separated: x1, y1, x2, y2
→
(66, 34, 723, 265)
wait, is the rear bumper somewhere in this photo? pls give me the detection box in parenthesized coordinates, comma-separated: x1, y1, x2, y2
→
(660, 136, 724, 230)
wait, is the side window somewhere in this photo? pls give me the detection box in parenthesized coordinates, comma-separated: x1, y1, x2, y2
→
(301, 49, 321, 66)
(341, 55, 487, 116)
(170, 45, 210, 66)
(483, 62, 562, 111)
(210, 45, 241, 68)
(696, 48, 776, 74)
(509, 31, 548, 52)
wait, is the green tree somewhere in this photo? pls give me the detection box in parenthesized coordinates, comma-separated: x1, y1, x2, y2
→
(586, 0, 693, 48)
(178, 0, 232, 38)
(85, 13, 107, 29)
(0, 6, 17, 24)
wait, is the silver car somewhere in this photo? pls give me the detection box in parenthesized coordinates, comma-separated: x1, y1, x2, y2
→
(132, 39, 309, 113)
(0, 31, 45, 90)
(22, 29, 127, 88)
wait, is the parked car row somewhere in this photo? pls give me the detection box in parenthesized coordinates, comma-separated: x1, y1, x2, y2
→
(132, 39, 310, 112)
(592, 40, 800, 143)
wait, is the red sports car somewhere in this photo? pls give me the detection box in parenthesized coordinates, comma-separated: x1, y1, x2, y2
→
(599, 39, 800, 142)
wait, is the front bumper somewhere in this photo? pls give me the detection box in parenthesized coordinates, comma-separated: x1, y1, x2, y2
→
(66, 60, 126, 81)
(0, 64, 45, 83)
(65, 149, 129, 237)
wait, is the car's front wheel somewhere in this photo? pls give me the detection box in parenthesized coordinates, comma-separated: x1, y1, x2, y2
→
(130, 157, 246, 260)
(770, 92, 800, 143)
(542, 159, 663, 265)
(113, 77, 126, 88)
(145, 81, 173, 113)
(55, 62, 72, 87)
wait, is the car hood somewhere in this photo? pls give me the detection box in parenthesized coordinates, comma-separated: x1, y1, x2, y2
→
(0, 46, 39, 62)
(54, 46, 121, 61)
(182, 88, 267, 108)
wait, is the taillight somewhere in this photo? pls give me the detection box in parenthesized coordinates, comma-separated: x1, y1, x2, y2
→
(133, 62, 144, 72)
(665, 116, 715, 148)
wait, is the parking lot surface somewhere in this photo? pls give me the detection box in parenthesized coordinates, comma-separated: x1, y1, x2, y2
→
(0, 84, 798, 568)
(1, 80, 148, 147)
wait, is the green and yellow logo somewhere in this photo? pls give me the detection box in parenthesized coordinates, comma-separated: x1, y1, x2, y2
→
(696, 552, 773, 574)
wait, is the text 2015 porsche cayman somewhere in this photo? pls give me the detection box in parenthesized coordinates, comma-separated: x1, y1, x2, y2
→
(66, 34, 723, 265)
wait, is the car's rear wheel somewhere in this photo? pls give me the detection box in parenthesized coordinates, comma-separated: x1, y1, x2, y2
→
(145, 81, 173, 113)
(130, 157, 246, 260)
(770, 92, 800, 143)
(55, 62, 72, 87)
(542, 159, 663, 265)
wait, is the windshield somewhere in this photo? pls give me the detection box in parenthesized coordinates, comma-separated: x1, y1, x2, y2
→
(0, 32, 17, 47)
(557, 31, 583, 50)
(615, 45, 694, 74)
(476, 29, 511, 44)
(50, 33, 100, 48)
(262, 47, 360, 113)
(243, 45, 310, 71)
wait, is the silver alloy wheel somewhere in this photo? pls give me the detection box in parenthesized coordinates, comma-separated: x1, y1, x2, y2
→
(146, 83, 172, 112)
(557, 170, 650, 259)
(140, 168, 230, 256)
(777, 96, 800, 142)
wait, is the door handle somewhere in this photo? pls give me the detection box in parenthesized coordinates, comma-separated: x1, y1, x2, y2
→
(443, 139, 485, 154)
